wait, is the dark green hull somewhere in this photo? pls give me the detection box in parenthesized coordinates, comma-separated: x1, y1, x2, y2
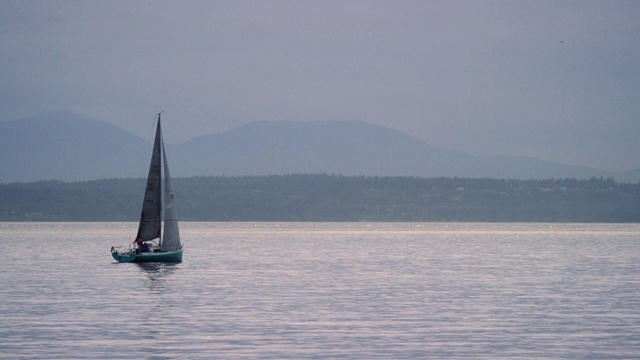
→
(112, 249, 182, 263)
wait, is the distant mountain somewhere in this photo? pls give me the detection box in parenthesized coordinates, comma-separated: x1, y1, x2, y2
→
(0, 112, 634, 183)
(171, 120, 452, 177)
(616, 167, 640, 183)
(170, 120, 616, 180)
(0, 111, 149, 182)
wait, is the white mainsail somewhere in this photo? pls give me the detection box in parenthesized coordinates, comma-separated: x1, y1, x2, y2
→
(161, 139, 181, 251)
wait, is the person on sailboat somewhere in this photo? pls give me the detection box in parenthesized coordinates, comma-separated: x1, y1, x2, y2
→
(135, 238, 144, 254)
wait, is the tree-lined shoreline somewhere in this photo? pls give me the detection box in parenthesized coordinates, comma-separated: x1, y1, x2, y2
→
(1, 174, 638, 222)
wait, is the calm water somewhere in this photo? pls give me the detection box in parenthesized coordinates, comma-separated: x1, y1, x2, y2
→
(0, 222, 639, 359)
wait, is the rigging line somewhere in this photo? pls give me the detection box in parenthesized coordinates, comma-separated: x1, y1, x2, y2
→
(144, 113, 158, 169)
(137, 113, 159, 188)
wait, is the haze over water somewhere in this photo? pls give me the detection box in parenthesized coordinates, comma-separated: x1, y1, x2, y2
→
(1, 222, 639, 359)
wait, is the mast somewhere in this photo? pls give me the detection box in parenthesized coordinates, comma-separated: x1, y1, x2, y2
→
(158, 111, 163, 247)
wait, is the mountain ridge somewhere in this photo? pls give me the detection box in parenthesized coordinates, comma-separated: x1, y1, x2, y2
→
(0, 111, 150, 182)
(1, 112, 637, 183)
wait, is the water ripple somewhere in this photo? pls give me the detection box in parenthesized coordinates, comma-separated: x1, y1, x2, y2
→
(0, 222, 639, 359)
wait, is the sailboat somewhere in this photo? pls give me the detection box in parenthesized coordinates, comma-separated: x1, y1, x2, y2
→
(111, 112, 183, 263)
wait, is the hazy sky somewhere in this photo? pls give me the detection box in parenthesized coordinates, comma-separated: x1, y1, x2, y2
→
(1, 1, 639, 172)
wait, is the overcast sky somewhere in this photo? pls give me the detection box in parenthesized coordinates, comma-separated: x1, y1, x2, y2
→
(1, 0, 639, 172)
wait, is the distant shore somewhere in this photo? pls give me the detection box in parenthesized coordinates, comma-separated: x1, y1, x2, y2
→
(2, 174, 639, 222)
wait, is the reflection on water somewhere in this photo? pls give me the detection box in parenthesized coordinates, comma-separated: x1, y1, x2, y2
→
(134, 262, 183, 355)
(135, 262, 180, 295)
(136, 262, 180, 276)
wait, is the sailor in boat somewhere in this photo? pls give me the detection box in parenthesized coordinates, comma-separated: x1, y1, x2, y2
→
(135, 238, 144, 254)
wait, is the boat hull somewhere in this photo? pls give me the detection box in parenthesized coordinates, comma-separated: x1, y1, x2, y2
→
(112, 249, 183, 263)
